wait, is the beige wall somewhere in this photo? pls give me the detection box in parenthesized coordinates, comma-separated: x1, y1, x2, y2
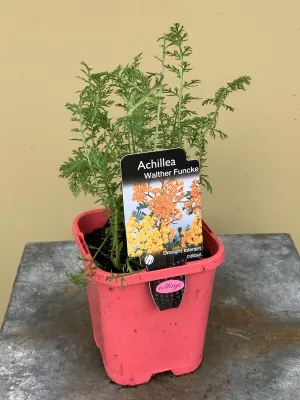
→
(1, 1, 299, 324)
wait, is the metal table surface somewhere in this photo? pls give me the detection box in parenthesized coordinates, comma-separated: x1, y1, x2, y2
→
(1, 234, 300, 400)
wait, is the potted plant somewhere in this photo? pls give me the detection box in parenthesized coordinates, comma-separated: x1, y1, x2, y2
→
(59, 23, 251, 385)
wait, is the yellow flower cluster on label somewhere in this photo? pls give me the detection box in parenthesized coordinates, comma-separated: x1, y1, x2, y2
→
(181, 213, 203, 247)
(180, 178, 203, 246)
(126, 214, 175, 257)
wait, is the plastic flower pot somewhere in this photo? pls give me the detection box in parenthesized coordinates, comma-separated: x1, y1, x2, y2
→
(73, 208, 224, 386)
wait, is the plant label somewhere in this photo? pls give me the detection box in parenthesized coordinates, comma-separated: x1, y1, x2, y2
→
(121, 148, 203, 310)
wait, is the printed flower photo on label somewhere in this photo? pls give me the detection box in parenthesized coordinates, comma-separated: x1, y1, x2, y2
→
(124, 176, 203, 259)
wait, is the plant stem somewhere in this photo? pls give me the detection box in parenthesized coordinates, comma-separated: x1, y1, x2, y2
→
(74, 233, 111, 285)
(101, 165, 122, 270)
(177, 45, 184, 148)
(171, 110, 178, 147)
(201, 90, 226, 137)
(79, 102, 92, 168)
(160, 114, 167, 148)
(131, 129, 136, 153)
(89, 233, 110, 267)
(154, 38, 166, 151)
(126, 129, 132, 153)
(106, 80, 163, 154)
(79, 106, 121, 270)
(111, 210, 121, 269)
(187, 90, 226, 152)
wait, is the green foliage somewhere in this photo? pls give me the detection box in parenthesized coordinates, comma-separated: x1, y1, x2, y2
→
(60, 23, 251, 277)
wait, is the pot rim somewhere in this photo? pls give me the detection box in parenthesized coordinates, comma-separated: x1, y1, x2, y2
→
(73, 208, 225, 286)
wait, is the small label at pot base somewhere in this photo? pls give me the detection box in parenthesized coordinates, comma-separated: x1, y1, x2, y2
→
(156, 279, 185, 294)
(150, 275, 186, 311)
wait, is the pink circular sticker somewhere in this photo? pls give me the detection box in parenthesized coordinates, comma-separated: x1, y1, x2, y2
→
(156, 279, 185, 294)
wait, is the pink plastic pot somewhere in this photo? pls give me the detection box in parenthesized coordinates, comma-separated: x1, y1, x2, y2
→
(73, 209, 224, 386)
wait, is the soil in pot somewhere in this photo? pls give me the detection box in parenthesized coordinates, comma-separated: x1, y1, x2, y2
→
(84, 220, 211, 273)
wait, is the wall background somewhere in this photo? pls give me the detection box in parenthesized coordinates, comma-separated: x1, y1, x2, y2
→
(1, 0, 299, 324)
